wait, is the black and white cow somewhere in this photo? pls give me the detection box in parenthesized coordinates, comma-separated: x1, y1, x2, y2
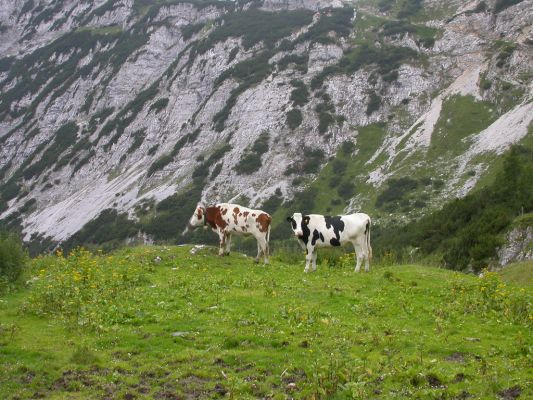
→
(287, 212, 372, 273)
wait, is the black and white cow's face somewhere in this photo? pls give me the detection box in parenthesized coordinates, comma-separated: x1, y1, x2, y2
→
(286, 213, 310, 239)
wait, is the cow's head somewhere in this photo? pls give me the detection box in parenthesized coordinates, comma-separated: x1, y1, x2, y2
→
(183, 203, 206, 235)
(286, 213, 310, 239)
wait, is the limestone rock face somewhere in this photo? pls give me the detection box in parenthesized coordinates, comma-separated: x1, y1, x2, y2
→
(0, 0, 532, 244)
(498, 226, 533, 266)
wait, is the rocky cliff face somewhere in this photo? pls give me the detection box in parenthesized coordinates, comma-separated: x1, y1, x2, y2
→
(498, 216, 533, 266)
(0, 0, 532, 248)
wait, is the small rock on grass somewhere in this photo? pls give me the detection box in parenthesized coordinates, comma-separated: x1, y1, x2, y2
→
(171, 331, 190, 337)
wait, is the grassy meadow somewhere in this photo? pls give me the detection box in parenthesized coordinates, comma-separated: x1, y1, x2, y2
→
(0, 245, 531, 399)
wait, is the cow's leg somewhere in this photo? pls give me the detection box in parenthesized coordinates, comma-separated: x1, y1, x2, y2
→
(363, 241, 370, 272)
(353, 242, 363, 272)
(260, 235, 269, 265)
(225, 233, 232, 255)
(311, 251, 317, 271)
(304, 247, 314, 273)
(356, 236, 370, 272)
(218, 230, 226, 256)
(255, 239, 262, 263)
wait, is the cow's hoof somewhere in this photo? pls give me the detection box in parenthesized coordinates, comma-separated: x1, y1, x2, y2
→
(254, 259, 259, 264)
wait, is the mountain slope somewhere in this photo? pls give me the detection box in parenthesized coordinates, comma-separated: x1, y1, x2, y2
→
(0, 0, 532, 251)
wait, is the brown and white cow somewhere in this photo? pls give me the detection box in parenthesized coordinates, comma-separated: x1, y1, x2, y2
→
(184, 203, 271, 264)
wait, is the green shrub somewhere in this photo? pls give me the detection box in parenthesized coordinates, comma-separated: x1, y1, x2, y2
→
(228, 47, 239, 63)
(278, 53, 309, 73)
(147, 154, 174, 176)
(377, 0, 394, 12)
(315, 99, 336, 134)
(337, 181, 355, 199)
(295, 6, 354, 45)
(181, 22, 205, 40)
(127, 129, 146, 154)
(376, 177, 419, 209)
(311, 44, 416, 89)
(235, 153, 262, 175)
(251, 131, 269, 155)
(480, 77, 492, 90)
(71, 150, 95, 176)
(62, 209, 138, 252)
(332, 159, 347, 174)
(340, 141, 356, 155)
(200, 8, 313, 51)
(302, 148, 325, 173)
(381, 20, 415, 37)
(149, 98, 169, 114)
(262, 193, 283, 214)
(0, 231, 28, 287)
(23, 121, 79, 179)
(286, 109, 303, 130)
(494, 0, 524, 13)
(366, 91, 382, 115)
(396, 0, 423, 19)
(234, 131, 269, 175)
(210, 163, 223, 179)
(1, 180, 21, 202)
(328, 175, 342, 188)
(496, 43, 516, 68)
(289, 80, 310, 106)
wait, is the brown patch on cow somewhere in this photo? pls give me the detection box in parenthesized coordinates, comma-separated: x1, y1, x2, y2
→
(239, 212, 242, 216)
(243, 211, 249, 218)
(232, 207, 240, 224)
(197, 207, 203, 220)
(221, 208, 228, 215)
(252, 213, 256, 217)
(241, 226, 247, 232)
(256, 213, 271, 233)
(205, 206, 227, 230)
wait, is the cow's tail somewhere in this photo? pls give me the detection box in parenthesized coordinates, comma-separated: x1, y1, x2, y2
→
(265, 218, 271, 257)
(365, 217, 372, 264)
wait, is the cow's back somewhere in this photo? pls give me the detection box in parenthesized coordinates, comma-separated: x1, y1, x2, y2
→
(342, 213, 371, 239)
(216, 203, 271, 235)
(305, 213, 369, 246)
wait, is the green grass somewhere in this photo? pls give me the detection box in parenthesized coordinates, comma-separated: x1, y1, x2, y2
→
(499, 260, 533, 286)
(428, 95, 498, 158)
(0, 246, 531, 399)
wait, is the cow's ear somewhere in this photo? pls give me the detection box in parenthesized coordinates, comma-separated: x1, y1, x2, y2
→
(303, 216, 310, 225)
